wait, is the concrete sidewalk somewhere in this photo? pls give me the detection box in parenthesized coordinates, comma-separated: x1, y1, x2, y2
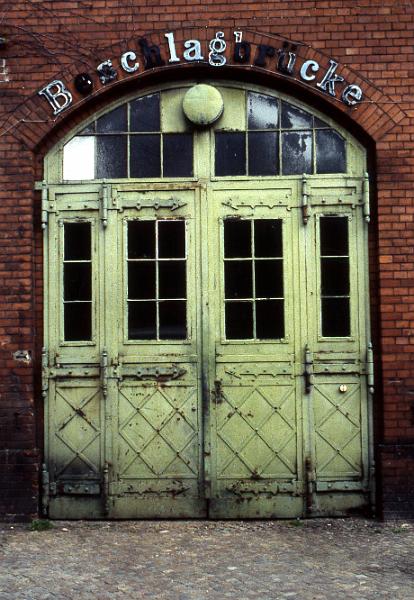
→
(0, 518, 413, 599)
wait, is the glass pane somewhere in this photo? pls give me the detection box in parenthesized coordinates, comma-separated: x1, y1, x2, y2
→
(96, 136, 127, 178)
(96, 105, 127, 133)
(215, 132, 246, 176)
(248, 132, 278, 176)
(63, 136, 95, 180)
(281, 102, 313, 129)
(64, 223, 91, 260)
(256, 300, 284, 339)
(128, 301, 156, 339)
(159, 262, 186, 299)
(130, 94, 160, 132)
(255, 260, 283, 298)
(64, 263, 91, 301)
(224, 220, 251, 258)
(254, 220, 282, 258)
(314, 116, 329, 128)
(64, 302, 92, 341)
(128, 221, 155, 259)
(159, 301, 186, 339)
(281, 131, 312, 175)
(128, 262, 156, 299)
(321, 258, 349, 295)
(80, 122, 95, 134)
(163, 134, 193, 178)
(158, 221, 185, 258)
(130, 134, 161, 178)
(316, 130, 346, 174)
(225, 302, 253, 339)
(225, 261, 252, 299)
(321, 298, 350, 337)
(247, 93, 279, 129)
(320, 217, 348, 256)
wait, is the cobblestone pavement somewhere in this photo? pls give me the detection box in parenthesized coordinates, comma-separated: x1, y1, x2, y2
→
(0, 518, 413, 599)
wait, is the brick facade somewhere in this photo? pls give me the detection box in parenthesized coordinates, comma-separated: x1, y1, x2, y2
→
(0, 1, 413, 520)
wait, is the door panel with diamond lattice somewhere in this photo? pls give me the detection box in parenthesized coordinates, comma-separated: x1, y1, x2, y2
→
(207, 187, 305, 518)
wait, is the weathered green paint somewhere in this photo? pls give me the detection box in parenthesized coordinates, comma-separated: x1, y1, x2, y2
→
(40, 83, 372, 519)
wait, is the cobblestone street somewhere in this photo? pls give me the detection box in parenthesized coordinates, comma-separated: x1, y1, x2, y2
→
(0, 518, 413, 599)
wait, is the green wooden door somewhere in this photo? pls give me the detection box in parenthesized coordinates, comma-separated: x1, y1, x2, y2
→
(206, 178, 373, 518)
(41, 84, 373, 519)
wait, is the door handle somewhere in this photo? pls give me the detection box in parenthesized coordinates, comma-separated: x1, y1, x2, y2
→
(304, 345, 313, 394)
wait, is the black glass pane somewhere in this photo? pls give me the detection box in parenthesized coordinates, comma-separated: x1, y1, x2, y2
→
(254, 220, 282, 258)
(247, 93, 279, 129)
(158, 221, 185, 258)
(128, 221, 155, 259)
(64, 223, 91, 260)
(316, 130, 346, 174)
(80, 122, 95, 134)
(159, 262, 186, 299)
(321, 258, 350, 295)
(64, 302, 92, 341)
(225, 261, 252, 299)
(225, 302, 253, 339)
(281, 102, 313, 129)
(224, 220, 251, 258)
(128, 301, 156, 339)
(281, 132, 312, 175)
(248, 132, 278, 176)
(322, 298, 350, 337)
(255, 260, 283, 298)
(128, 262, 156, 299)
(96, 105, 127, 133)
(130, 135, 161, 178)
(64, 263, 91, 301)
(215, 132, 246, 176)
(163, 134, 193, 178)
(225, 302, 253, 340)
(159, 301, 186, 339)
(256, 300, 284, 339)
(96, 136, 127, 178)
(314, 116, 329, 128)
(320, 217, 348, 256)
(130, 94, 160, 132)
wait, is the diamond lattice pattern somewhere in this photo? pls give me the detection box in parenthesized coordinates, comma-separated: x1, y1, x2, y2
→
(313, 382, 362, 478)
(54, 384, 101, 477)
(217, 383, 297, 479)
(118, 383, 199, 478)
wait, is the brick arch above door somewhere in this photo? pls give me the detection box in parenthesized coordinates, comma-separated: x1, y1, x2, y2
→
(4, 27, 406, 154)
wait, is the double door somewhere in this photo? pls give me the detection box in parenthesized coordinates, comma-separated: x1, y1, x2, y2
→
(42, 176, 373, 518)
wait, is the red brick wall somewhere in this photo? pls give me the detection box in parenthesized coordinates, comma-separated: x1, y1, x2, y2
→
(0, 0, 413, 520)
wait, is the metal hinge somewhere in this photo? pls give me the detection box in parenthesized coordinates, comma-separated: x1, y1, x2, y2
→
(366, 341, 374, 395)
(302, 174, 310, 225)
(135, 196, 187, 211)
(100, 181, 110, 228)
(304, 345, 314, 394)
(212, 379, 223, 404)
(41, 463, 50, 516)
(101, 348, 109, 397)
(41, 347, 48, 398)
(35, 180, 54, 230)
(363, 172, 370, 223)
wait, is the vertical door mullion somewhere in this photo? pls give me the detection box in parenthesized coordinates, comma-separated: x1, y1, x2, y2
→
(102, 197, 119, 515)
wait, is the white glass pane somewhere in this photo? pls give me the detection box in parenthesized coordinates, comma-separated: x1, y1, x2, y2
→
(63, 136, 95, 180)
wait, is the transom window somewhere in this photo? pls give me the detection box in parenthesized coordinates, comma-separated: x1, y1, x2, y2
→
(63, 93, 193, 180)
(215, 92, 346, 177)
(62, 86, 348, 181)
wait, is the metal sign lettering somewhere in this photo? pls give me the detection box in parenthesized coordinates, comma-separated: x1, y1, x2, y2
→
(38, 30, 363, 115)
